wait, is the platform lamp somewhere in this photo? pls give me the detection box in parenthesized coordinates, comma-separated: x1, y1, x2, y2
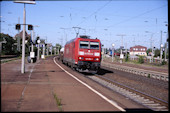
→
(14, 0, 36, 74)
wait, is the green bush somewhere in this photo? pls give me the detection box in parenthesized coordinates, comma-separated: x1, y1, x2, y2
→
(125, 54, 129, 62)
(138, 56, 144, 64)
(161, 60, 167, 65)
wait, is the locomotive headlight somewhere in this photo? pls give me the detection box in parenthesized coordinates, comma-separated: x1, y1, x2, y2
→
(79, 57, 84, 60)
(94, 58, 99, 61)
(94, 52, 100, 56)
(79, 51, 84, 55)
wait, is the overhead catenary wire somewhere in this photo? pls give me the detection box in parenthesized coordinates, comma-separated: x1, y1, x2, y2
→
(76, 0, 112, 27)
(107, 4, 167, 28)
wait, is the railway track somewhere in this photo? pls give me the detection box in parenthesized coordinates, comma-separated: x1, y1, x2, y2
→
(86, 75, 168, 111)
(58, 56, 168, 111)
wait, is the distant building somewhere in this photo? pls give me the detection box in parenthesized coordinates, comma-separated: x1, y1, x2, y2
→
(14, 30, 31, 40)
(130, 45, 147, 56)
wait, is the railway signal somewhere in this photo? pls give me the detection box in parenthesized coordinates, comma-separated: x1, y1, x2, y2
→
(28, 25, 33, 30)
(15, 24, 21, 30)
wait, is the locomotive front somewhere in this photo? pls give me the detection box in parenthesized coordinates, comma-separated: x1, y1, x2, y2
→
(77, 38, 101, 71)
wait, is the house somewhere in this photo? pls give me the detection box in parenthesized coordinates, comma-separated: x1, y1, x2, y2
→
(14, 30, 31, 40)
(130, 45, 147, 56)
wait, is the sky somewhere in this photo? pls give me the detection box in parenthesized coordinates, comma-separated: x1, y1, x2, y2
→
(1, 0, 168, 49)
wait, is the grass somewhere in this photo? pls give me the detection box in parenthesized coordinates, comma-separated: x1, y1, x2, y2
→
(147, 74, 150, 78)
(53, 93, 62, 111)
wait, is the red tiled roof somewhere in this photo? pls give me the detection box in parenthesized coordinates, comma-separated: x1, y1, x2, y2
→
(130, 45, 147, 52)
(14, 30, 31, 40)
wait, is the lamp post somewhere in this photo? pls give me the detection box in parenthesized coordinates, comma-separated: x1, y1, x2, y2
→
(112, 43, 114, 62)
(21, 3, 26, 73)
(14, 0, 36, 74)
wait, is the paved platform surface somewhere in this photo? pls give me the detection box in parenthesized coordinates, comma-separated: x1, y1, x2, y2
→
(1, 56, 123, 112)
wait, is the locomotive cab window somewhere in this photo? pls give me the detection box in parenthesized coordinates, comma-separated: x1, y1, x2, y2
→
(80, 41, 89, 49)
(90, 42, 99, 49)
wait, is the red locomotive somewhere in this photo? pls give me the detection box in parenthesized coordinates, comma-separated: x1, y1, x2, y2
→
(62, 35, 101, 72)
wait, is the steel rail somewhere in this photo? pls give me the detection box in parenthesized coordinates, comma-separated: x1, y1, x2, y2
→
(95, 75, 168, 110)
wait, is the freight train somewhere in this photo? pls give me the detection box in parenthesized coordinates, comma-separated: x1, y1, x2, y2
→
(61, 35, 102, 73)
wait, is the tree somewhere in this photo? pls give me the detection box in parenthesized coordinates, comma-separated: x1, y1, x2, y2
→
(0, 33, 16, 55)
(55, 43, 62, 54)
(154, 49, 160, 57)
(138, 56, 144, 64)
(146, 48, 152, 56)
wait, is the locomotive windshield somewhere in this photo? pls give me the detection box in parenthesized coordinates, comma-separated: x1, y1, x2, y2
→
(90, 42, 99, 49)
(79, 41, 99, 49)
(80, 41, 89, 49)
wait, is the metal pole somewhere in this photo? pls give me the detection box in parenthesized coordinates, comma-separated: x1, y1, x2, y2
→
(47, 46, 48, 56)
(160, 46, 162, 63)
(51, 46, 52, 55)
(125, 43, 127, 60)
(43, 44, 45, 57)
(54, 47, 56, 55)
(31, 29, 34, 63)
(21, 3, 26, 74)
(121, 36, 123, 55)
(0, 42, 2, 53)
(151, 34, 153, 63)
(31, 30, 34, 52)
(17, 17, 20, 52)
(112, 46, 114, 62)
(57, 46, 59, 55)
(160, 31, 162, 63)
(102, 47, 104, 61)
(112, 47, 113, 62)
(152, 45, 154, 63)
(165, 42, 167, 61)
(37, 43, 40, 60)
